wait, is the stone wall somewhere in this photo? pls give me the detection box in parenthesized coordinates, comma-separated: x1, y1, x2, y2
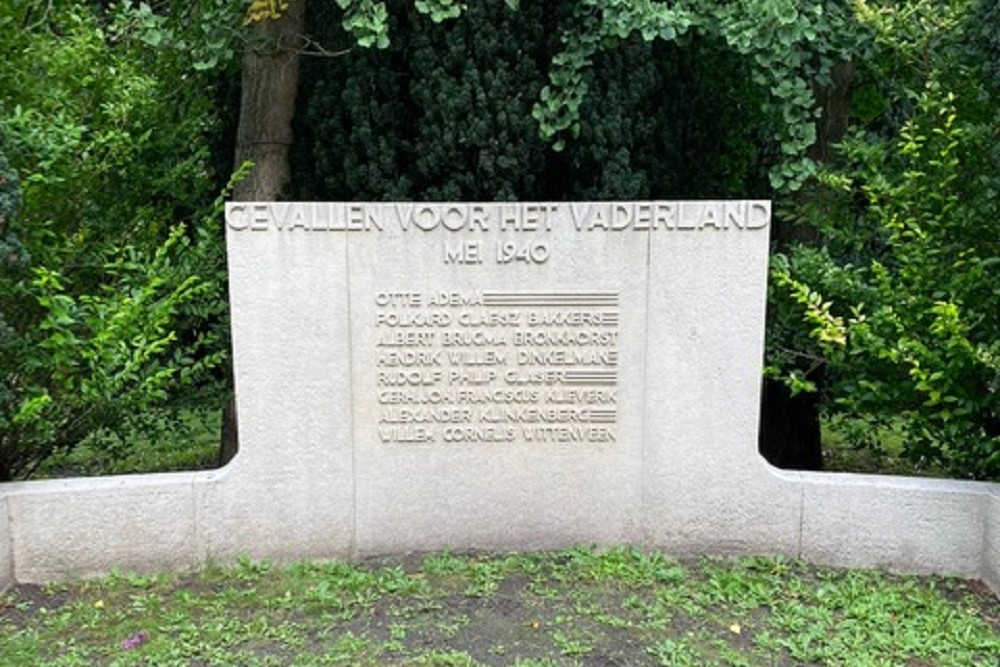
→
(0, 201, 995, 594)
(0, 494, 10, 592)
(987, 493, 1000, 592)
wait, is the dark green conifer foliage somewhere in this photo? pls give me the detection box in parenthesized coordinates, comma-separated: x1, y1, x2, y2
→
(557, 33, 659, 200)
(299, 0, 547, 201)
(405, 0, 546, 200)
(298, 0, 411, 200)
(971, 0, 1000, 91)
(294, 0, 774, 202)
(565, 34, 772, 199)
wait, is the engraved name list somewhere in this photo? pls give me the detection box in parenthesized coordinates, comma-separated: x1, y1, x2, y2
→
(375, 290, 619, 446)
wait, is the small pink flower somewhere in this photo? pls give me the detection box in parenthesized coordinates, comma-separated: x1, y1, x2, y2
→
(120, 631, 149, 650)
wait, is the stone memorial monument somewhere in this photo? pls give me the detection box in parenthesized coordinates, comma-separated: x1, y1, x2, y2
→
(0, 201, 994, 593)
(224, 200, 775, 554)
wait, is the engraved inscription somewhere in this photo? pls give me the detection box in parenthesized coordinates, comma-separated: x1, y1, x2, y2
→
(375, 291, 619, 445)
(227, 201, 770, 234)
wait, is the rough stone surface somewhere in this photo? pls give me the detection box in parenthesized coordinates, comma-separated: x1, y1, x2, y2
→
(221, 224, 355, 561)
(987, 492, 1000, 592)
(6, 475, 204, 582)
(0, 495, 10, 592)
(798, 474, 994, 579)
(0, 201, 995, 595)
(641, 229, 801, 557)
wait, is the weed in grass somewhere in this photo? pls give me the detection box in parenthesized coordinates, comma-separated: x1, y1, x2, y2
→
(463, 557, 510, 598)
(647, 637, 700, 666)
(526, 581, 561, 599)
(656, 585, 704, 617)
(590, 609, 631, 629)
(511, 659, 559, 667)
(556, 545, 686, 588)
(698, 559, 779, 609)
(323, 631, 374, 663)
(412, 649, 481, 666)
(435, 613, 471, 638)
(422, 552, 471, 577)
(622, 593, 673, 630)
(550, 628, 594, 657)
(235, 554, 273, 581)
(382, 638, 406, 653)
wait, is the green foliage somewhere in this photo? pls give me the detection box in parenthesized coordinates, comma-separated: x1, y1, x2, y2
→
(531, 0, 698, 151)
(569, 33, 772, 199)
(0, 1, 238, 270)
(414, 0, 465, 24)
(334, 0, 467, 48)
(0, 151, 20, 228)
(301, 0, 544, 200)
(770, 0, 999, 479)
(532, 0, 869, 191)
(0, 190, 231, 480)
(970, 0, 1000, 91)
(0, 154, 27, 446)
(34, 409, 221, 478)
(0, 2, 237, 479)
(134, 0, 243, 72)
(298, 0, 773, 201)
(311, 0, 839, 194)
(337, 0, 392, 48)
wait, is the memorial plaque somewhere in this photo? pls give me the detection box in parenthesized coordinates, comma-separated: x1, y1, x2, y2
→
(224, 201, 771, 553)
(373, 289, 621, 446)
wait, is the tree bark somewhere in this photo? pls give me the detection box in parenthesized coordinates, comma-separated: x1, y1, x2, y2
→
(221, 0, 306, 466)
(232, 0, 307, 201)
(757, 62, 856, 471)
(809, 61, 856, 165)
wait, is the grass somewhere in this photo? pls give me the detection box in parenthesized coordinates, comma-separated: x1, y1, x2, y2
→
(1, 547, 996, 666)
(820, 415, 951, 478)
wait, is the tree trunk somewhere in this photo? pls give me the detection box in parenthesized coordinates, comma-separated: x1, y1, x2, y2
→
(758, 375, 824, 471)
(809, 61, 856, 164)
(232, 0, 307, 201)
(757, 62, 855, 470)
(221, 0, 306, 466)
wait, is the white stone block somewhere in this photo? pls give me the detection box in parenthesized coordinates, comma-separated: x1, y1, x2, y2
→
(798, 473, 992, 578)
(6, 474, 206, 583)
(984, 490, 999, 592)
(0, 494, 11, 591)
